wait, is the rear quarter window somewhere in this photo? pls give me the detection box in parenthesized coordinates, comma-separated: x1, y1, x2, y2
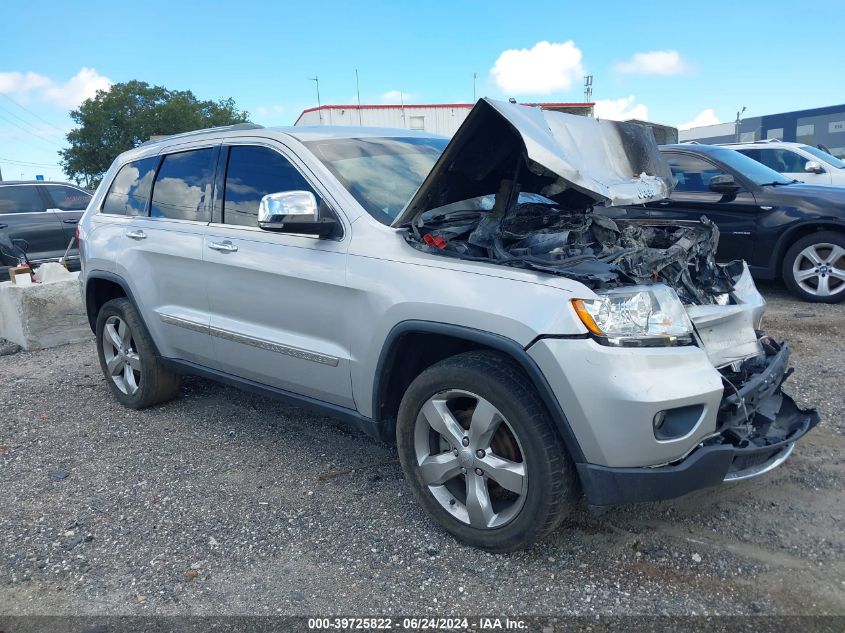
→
(102, 158, 159, 215)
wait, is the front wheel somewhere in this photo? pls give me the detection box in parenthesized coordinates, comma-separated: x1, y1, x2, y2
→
(396, 351, 578, 552)
(782, 231, 845, 303)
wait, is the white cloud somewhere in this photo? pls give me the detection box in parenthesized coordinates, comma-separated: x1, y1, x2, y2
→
(379, 90, 414, 104)
(490, 40, 584, 95)
(0, 71, 51, 95)
(43, 67, 111, 108)
(614, 50, 690, 75)
(677, 108, 720, 130)
(594, 96, 648, 121)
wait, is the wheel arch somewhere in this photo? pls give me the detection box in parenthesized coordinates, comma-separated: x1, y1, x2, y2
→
(372, 320, 586, 463)
(773, 220, 845, 277)
(84, 272, 163, 356)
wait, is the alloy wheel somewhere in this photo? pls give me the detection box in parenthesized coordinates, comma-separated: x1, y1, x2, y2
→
(101, 315, 141, 395)
(792, 242, 845, 298)
(413, 389, 527, 529)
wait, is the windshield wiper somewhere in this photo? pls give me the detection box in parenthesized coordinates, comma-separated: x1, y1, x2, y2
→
(759, 181, 791, 187)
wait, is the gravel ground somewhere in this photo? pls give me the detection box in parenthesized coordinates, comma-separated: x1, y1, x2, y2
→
(1, 281, 843, 617)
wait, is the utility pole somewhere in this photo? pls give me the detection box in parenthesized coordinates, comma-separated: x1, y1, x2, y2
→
(309, 76, 322, 123)
(735, 106, 746, 142)
(355, 69, 362, 125)
(473, 72, 477, 102)
(0, 164, 3, 181)
(583, 75, 593, 104)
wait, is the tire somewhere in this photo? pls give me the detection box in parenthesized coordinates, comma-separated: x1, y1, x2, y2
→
(782, 231, 845, 303)
(95, 297, 181, 409)
(396, 350, 578, 552)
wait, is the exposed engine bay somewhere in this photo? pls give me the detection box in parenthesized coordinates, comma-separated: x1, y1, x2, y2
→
(407, 201, 736, 306)
(395, 99, 819, 461)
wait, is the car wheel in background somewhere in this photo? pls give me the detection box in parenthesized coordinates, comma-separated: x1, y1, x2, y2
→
(95, 297, 181, 408)
(396, 350, 579, 552)
(783, 231, 845, 303)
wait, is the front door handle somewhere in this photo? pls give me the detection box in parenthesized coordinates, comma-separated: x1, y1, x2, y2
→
(63, 218, 79, 224)
(0, 223, 7, 229)
(658, 200, 671, 206)
(208, 240, 238, 253)
(126, 230, 147, 240)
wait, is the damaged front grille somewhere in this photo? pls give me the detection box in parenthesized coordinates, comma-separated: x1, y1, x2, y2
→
(407, 200, 736, 305)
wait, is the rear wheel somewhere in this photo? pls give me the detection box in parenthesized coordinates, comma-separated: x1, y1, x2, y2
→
(95, 297, 181, 409)
(782, 231, 845, 303)
(396, 351, 578, 552)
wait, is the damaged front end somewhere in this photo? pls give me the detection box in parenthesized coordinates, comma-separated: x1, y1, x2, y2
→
(398, 99, 818, 497)
(397, 99, 732, 305)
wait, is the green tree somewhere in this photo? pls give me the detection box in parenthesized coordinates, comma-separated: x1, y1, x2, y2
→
(59, 80, 249, 187)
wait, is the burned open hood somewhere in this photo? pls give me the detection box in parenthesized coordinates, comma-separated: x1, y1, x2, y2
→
(391, 98, 674, 227)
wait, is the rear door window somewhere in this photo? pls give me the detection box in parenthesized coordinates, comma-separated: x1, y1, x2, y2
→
(0, 185, 46, 214)
(151, 148, 216, 222)
(102, 157, 159, 216)
(43, 185, 92, 211)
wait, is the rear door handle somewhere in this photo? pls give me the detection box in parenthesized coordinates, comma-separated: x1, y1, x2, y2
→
(658, 200, 671, 206)
(0, 223, 7, 229)
(208, 240, 238, 253)
(63, 218, 78, 224)
(126, 230, 147, 240)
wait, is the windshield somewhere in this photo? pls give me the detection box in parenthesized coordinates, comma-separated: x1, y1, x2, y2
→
(710, 148, 793, 185)
(305, 136, 448, 224)
(801, 145, 845, 169)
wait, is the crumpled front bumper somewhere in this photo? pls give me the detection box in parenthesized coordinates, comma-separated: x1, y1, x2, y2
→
(577, 343, 819, 508)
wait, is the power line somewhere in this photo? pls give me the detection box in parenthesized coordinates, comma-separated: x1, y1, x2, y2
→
(0, 155, 61, 167)
(0, 103, 66, 142)
(0, 111, 64, 147)
(0, 93, 68, 135)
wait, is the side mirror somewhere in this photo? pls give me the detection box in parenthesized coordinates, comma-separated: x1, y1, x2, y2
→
(804, 160, 825, 174)
(708, 174, 741, 194)
(257, 191, 339, 238)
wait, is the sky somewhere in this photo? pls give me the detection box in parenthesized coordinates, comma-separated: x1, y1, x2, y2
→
(1, 0, 844, 181)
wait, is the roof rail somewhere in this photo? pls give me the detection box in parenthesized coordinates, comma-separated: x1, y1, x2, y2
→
(719, 138, 784, 146)
(140, 122, 264, 146)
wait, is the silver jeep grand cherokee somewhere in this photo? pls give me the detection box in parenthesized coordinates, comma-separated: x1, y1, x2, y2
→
(78, 99, 818, 552)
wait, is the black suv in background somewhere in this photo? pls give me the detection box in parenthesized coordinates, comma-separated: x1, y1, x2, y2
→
(615, 144, 845, 303)
(0, 181, 91, 276)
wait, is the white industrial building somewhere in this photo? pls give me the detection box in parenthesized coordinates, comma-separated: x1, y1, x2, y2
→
(294, 102, 594, 136)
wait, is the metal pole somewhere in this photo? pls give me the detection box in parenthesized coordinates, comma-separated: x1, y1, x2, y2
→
(735, 106, 746, 142)
(310, 77, 322, 123)
(400, 91, 405, 127)
(355, 69, 362, 125)
(473, 72, 476, 102)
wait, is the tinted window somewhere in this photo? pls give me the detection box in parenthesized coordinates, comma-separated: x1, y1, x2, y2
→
(102, 158, 158, 216)
(151, 149, 215, 221)
(755, 148, 807, 173)
(223, 146, 319, 226)
(663, 154, 728, 193)
(707, 148, 791, 185)
(43, 185, 92, 211)
(0, 185, 45, 214)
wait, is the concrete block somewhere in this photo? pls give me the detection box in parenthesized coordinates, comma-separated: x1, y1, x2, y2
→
(0, 273, 92, 351)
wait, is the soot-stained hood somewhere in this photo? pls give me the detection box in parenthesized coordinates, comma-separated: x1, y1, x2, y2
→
(391, 98, 674, 227)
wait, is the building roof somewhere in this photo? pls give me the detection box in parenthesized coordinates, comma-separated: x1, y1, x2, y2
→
(294, 101, 594, 125)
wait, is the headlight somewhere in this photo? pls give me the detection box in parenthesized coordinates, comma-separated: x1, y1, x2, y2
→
(571, 285, 694, 347)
